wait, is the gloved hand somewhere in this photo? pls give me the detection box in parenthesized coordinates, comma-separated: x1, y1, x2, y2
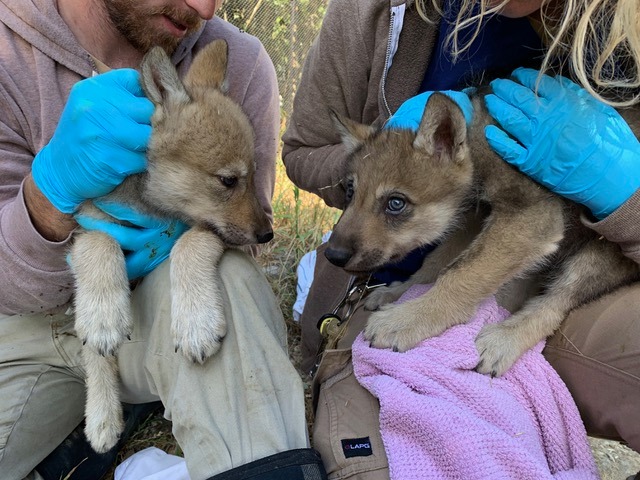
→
(385, 89, 474, 131)
(32, 69, 153, 214)
(75, 201, 188, 280)
(485, 67, 640, 219)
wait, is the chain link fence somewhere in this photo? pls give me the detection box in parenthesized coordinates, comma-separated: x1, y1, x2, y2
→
(218, 0, 328, 125)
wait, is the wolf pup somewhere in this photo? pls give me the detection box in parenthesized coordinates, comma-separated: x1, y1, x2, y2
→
(68, 40, 272, 453)
(325, 90, 640, 379)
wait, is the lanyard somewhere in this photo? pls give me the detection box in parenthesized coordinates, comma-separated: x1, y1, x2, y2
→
(311, 276, 386, 376)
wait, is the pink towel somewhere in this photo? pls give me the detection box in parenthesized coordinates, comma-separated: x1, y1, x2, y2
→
(352, 284, 599, 480)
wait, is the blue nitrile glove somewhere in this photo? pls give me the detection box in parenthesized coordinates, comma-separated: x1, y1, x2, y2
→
(485, 67, 640, 220)
(385, 89, 474, 131)
(32, 69, 153, 214)
(75, 201, 188, 280)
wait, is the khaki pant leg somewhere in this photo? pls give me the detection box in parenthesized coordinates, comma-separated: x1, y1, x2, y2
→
(0, 310, 85, 480)
(544, 283, 640, 452)
(117, 249, 309, 480)
(300, 245, 389, 479)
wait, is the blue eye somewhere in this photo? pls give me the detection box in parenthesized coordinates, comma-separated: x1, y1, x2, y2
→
(386, 197, 405, 214)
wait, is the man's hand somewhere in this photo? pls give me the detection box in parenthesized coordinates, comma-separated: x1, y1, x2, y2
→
(484, 67, 640, 219)
(31, 69, 153, 214)
(75, 201, 188, 280)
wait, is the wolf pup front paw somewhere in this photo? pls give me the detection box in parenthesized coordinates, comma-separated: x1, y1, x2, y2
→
(171, 296, 227, 364)
(363, 281, 410, 311)
(364, 298, 449, 352)
(169, 228, 227, 364)
(475, 322, 529, 377)
(71, 230, 133, 357)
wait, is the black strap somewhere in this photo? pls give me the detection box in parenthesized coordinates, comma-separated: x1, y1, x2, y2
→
(207, 448, 327, 480)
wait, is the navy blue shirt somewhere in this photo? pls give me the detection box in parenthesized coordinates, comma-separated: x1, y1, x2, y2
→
(373, 2, 543, 285)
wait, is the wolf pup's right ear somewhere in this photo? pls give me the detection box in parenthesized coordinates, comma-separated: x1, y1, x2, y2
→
(414, 93, 469, 165)
(140, 47, 191, 119)
(183, 39, 229, 93)
(330, 109, 377, 153)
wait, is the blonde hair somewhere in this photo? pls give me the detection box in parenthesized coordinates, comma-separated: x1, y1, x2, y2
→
(416, 0, 640, 107)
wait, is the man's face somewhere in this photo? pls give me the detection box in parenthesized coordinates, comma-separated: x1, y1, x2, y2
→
(102, 0, 206, 54)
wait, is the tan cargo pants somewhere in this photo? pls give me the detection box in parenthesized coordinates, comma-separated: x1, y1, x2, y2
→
(302, 244, 640, 479)
(0, 249, 309, 480)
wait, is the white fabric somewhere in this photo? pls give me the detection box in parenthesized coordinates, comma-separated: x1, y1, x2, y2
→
(293, 231, 331, 321)
(115, 447, 190, 480)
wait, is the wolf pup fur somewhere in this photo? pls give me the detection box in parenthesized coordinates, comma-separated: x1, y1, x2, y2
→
(325, 90, 640, 379)
(68, 40, 272, 453)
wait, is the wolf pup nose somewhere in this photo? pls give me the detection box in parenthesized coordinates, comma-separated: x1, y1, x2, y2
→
(257, 230, 274, 244)
(325, 246, 353, 268)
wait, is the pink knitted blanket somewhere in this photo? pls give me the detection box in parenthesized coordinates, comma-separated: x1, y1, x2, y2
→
(352, 284, 599, 480)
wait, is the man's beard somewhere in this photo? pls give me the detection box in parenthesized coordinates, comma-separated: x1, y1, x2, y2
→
(102, 0, 204, 54)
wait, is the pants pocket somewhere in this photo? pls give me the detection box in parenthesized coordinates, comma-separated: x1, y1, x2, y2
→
(313, 349, 389, 480)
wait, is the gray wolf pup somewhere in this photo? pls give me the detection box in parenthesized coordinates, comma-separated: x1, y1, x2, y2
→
(69, 40, 272, 453)
(325, 91, 640, 379)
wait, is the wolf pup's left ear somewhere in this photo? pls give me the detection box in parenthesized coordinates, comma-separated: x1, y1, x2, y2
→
(330, 109, 377, 153)
(414, 93, 469, 165)
(183, 39, 229, 93)
(140, 46, 191, 115)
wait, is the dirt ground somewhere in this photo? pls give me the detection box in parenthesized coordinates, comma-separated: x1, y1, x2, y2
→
(590, 437, 640, 479)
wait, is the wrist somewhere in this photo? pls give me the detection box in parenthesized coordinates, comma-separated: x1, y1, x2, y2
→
(31, 146, 81, 213)
(24, 174, 77, 242)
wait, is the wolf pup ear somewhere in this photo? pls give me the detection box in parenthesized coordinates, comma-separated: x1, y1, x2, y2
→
(330, 109, 377, 153)
(140, 46, 191, 112)
(414, 93, 469, 165)
(183, 39, 229, 93)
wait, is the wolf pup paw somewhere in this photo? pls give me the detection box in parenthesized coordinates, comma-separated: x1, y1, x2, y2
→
(75, 305, 132, 357)
(84, 396, 124, 454)
(172, 300, 227, 364)
(364, 299, 446, 352)
(475, 323, 527, 377)
(363, 282, 408, 311)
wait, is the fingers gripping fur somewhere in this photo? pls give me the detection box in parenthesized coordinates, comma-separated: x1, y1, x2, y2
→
(170, 227, 227, 363)
(70, 231, 132, 356)
(83, 348, 124, 453)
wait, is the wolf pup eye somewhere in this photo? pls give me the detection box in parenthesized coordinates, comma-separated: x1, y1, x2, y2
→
(219, 176, 238, 188)
(386, 196, 406, 214)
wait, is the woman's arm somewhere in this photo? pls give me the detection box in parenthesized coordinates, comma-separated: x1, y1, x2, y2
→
(282, 0, 383, 209)
(485, 67, 640, 264)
